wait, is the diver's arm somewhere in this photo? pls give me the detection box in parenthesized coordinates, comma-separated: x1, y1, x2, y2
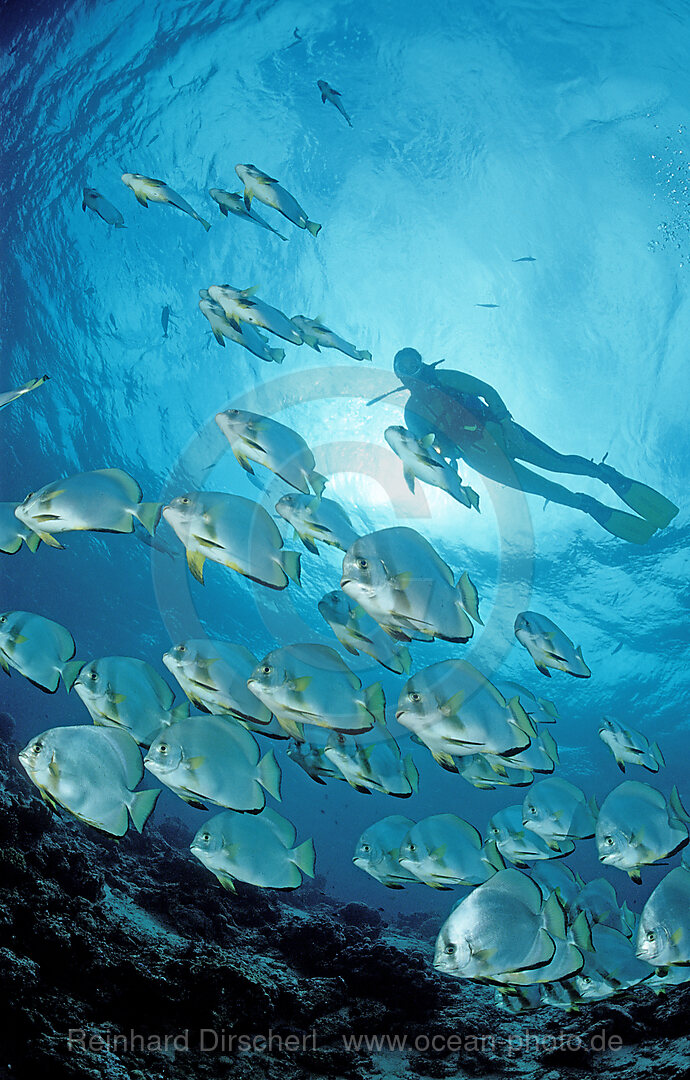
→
(438, 370, 511, 420)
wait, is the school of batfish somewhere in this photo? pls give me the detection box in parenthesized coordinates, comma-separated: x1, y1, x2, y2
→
(3, 80, 688, 1015)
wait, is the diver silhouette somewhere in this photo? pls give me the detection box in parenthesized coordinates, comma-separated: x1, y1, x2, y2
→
(372, 348, 678, 544)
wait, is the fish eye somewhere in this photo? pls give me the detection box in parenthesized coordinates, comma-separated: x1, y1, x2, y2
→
(227, 410, 239, 417)
(180, 497, 190, 505)
(409, 843, 416, 852)
(528, 805, 537, 815)
(31, 741, 43, 754)
(201, 832, 211, 842)
(408, 692, 421, 703)
(356, 557, 368, 570)
(444, 943, 456, 955)
(604, 836, 614, 846)
(646, 931, 656, 942)
(361, 844, 370, 852)
(0, 616, 5, 624)
(158, 744, 168, 754)
(177, 644, 186, 653)
(261, 665, 272, 675)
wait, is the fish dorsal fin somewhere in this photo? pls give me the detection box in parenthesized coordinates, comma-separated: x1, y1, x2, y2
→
(95, 468, 144, 505)
(480, 869, 543, 913)
(96, 727, 144, 787)
(262, 807, 296, 846)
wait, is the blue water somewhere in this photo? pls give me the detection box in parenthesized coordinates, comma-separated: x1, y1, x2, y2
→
(1, 0, 689, 924)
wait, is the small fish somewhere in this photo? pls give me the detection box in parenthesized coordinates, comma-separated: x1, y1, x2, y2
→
(198, 291, 285, 362)
(208, 188, 288, 240)
(475, 303, 499, 308)
(162, 491, 301, 589)
(574, 924, 653, 1001)
(596, 781, 690, 883)
(275, 493, 358, 555)
(529, 862, 583, 909)
(498, 682, 559, 725)
(73, 656, 189, 747)
(247, 642, 385, 740)
(235, 164, 321, 236)
(487, 805, 575, 867)
(208, 284, 308, 346)
(163, 639, 272, 726)
(121, 172, 210, 230)
(384, 427, 480, 511)
(287, 739, 345, 785)
(19, 725, 159, 836)
(323, 728, 418, 797)
(514, 611, 591, 679)
(191, 807, 315, 890)
(636, 866, 690, 967)
(291, 315, 370, 360)
(14, 468, 161, 548)
(161, 305, 172, 337)
(0, 375, 49, 411)
(341, 527, 481, 643)
(353, 816, 421, 888)
(483, 726, 559, 776)
(215, 408, 326, 496)
(599, 717, 665, 774)
(0, 502, 42, 554)
(0, 611, 82, 693)
(317, 590, 411, 674)
(317, 80, 353, 127)
(288, 27, 303, 47)
(399, 813, 504, 888)
(395, 659, 535, 772)
(134, 529, 181, 561)
(569, 877, 635, 938)
(145, 715, 281, 812)
(459, 754, 534, 789)
(513, 256, 536, 262)
(523, 778, 598, 846)
(82, 187, 125, 227)
(433, 868, 570, 982)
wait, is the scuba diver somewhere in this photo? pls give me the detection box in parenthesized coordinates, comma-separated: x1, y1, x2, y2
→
(372, 348, 678, 544)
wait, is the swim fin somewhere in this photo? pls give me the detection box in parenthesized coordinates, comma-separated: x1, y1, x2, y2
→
(582, 496, 658, 545)
(599, 467, 679, 529)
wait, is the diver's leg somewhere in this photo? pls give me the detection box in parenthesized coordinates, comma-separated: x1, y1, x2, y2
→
(501, 461, 658, 544)
(503, 423, 678, 528)
(502, 423, 600, 477)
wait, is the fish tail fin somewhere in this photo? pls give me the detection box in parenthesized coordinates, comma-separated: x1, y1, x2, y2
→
(507, 696, 537, 738)
(356, 349, 373, 362)
(170, 700, 190, 721)
(482, 839, 505, 873)
(310, 472, 327, 498)
(292, 837, 316, 878)
(129, 788, 160, 833)
(281, 550, 301, 587)
(652, 742, 666, 769)
(270, 348, 285, 364)
(258, 749, 282, 801)
(398, 646, 412, 675)
(364, 681, 386, 724)
(457, 571, 483, 625)
(24, 532, 42, 553)
(542, 891, 567, 939)
(306, 221, 321, 237)
(570, 911, 594, 952)
(669, 785, 690, 825)
(36, 530, 64, 548)
(200, 218, 212, 232)
(61, 660, 84, 693)
(135, 502, 162, 536)
(403, 754, 419, 793)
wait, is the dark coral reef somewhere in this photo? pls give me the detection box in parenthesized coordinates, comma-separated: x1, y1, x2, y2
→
(1, 710, 689, 1080)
